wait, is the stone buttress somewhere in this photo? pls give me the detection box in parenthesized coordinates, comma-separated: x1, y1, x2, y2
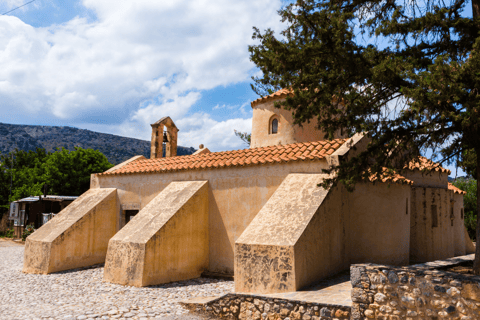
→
(103, 180, 209, 287)
(23, 188, 119, 274)
(235, 174, 347, 294)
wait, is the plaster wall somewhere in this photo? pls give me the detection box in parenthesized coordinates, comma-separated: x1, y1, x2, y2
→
(346, 183, 411, 266)
(235, 173, 340, 293)
(250, 99, 344, 148)
(23, 188, 118, 274)
(401, 170, 449, 188)
(94, 161, 331, 275)
(235, 175, 411, 294)
(103, 181, 209, 287)
(294, 183, 348, 290)
(409, 187, 456, 263)
(452, 192, 466, 256)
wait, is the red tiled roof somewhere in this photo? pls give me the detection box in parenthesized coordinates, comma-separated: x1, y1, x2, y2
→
(448, 183, 467, 195)
(406, 156, 451, 174)
(101, 139, 348, 176)
(251, 89, 292, 108)
(369, 168, 413, 185)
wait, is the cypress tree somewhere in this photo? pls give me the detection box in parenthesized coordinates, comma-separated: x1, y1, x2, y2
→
(250, 0, 480, 272)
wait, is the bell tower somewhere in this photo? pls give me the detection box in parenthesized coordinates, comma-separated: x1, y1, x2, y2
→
(150, 116, 179, 158)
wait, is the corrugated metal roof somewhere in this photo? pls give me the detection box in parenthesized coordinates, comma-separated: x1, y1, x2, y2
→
(14, 195, 78, 203)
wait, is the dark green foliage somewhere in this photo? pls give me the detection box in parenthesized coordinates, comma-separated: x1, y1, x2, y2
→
(43, 147, 113, 196)
(460, 149, 477, 178)
(0, 160, 10, 215)
(0, 147, 114, 216)
(22, 224, 35, 241)
(453, 178, 477, 240)
(251, 0, 480, 270)
(250, 0, 480, 190)
(3, 149, 51, 202)
(2, 229, 14, 238)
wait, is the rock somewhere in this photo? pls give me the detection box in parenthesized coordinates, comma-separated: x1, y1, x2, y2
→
(447, 287, 460, 297)
(364, 309, 374, 318)
(319, 307, 331, 317)
(445, 305, 456, 314)
(387, 272, 398, 284)
(352, 288, 369, 304)
(434, 285, 446, 293)
(374, 293, 387, 303)
(350, 266, 366, 287)
(406, 310, 417, 317)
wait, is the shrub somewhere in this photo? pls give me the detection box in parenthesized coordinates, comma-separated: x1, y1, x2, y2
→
(22, 224, 35, 241)
(5, 228, 13, 238)
(452, 178, 477, 240)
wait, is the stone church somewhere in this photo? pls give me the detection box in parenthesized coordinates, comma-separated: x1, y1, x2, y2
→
(23, 89, 473, 294)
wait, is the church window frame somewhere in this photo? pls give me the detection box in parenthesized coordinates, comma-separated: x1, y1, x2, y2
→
(270, 117, 279, 135)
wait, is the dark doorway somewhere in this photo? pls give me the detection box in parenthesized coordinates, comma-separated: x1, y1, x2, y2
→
(125, 210, 139, 223)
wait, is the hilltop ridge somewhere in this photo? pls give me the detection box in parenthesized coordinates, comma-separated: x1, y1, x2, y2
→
(0, 123, 195, 164)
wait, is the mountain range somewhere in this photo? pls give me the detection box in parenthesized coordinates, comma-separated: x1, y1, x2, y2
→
(0, 123, 195, 164)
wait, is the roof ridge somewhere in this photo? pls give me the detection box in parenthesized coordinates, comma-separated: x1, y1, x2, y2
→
(101, 138, 348, 176)
(405, 156, 451, 174)
(250, 88, 293, 108)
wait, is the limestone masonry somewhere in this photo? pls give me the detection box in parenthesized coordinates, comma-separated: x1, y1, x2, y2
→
(23, 90, 473, 297)
(350, 255, 480, 319)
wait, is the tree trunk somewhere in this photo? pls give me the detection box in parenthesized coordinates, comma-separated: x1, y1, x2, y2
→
(474, 0, 480, 19)
(473, 148, 480, 274)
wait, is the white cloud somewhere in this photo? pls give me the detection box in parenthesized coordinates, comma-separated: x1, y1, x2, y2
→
(0, 0, 283, 150)
(177, 114, 252, 151)
(128, 91, 202, 135)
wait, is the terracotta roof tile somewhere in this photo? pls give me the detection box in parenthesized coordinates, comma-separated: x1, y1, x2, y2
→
(448, 183, 467, 195)
(251, 88, 292, 108)
(369, 168, 413, 185)
(405, 156, 451, 174)
(100, 138, 348, 176)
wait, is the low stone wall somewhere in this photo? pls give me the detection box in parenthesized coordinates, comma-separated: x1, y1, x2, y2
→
(350, 254, 479, 319)
(182, 293, 350, 320)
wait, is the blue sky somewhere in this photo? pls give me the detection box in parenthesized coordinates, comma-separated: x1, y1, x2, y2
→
(0, 0, 284, 151)
(0, 0, 469, 176)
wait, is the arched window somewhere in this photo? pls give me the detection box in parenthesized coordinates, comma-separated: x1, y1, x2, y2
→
(271, 118, 278, 134)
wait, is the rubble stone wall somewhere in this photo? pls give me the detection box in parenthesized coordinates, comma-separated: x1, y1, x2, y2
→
(350, 255, 479, 319)
(183, 294, 351, 320)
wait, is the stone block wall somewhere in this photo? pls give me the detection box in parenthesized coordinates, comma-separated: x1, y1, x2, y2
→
(183, 294, 350, 320)
(351, 254, 480, 319)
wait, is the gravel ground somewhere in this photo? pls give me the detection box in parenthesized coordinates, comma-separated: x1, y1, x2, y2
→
(0, 241, 233, 320)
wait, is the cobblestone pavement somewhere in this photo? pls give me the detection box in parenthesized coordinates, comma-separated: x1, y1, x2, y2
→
(0, 245, 233, 320)
(0, 238, 24, 247)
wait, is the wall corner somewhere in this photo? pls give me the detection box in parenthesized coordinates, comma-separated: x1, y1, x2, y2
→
(90, 173, 100, 189)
